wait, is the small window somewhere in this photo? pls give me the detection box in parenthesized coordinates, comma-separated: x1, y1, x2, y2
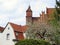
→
(8, 27, 10, 30)
(16, 32, 19, 36)
(6, 33, 10, 40)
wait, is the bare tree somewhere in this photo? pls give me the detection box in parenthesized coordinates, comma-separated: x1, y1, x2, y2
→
(25, 23, 48, 39)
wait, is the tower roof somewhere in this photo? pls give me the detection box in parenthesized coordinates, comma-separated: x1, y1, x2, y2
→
(26, 6, 32, 12)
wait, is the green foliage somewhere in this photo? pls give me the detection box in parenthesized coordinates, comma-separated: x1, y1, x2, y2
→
(54, 34, 60, 45)
(15, 39, 51, 45)
(56, 0, 60, 7)
(50, 30, 60, 45)
(55, 0, 60, 21)
(47, 1, 60, 44)
(48, 1, 60, 44)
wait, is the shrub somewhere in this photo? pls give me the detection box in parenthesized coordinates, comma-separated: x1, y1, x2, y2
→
(15, 39, 51, 45)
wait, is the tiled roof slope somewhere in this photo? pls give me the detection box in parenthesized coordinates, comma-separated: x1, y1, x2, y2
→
(0, 26, 4, 32)
(8, 22, 28, 40)
(9, 22, 28, 32)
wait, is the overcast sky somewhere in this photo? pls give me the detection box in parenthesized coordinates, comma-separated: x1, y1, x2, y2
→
(0, 0, 56, 27)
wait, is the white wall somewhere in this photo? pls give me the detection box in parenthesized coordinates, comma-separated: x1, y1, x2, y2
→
(23, 33, 26, 39)
(0, 24, 16, 45)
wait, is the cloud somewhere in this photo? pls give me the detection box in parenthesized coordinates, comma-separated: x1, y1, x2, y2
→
(30, 0, 55, 17)
(0, 14, 9, 27)
(9, 16, 26, 25)
(0, 0, 18, 13)
(0, 0, 56, 27)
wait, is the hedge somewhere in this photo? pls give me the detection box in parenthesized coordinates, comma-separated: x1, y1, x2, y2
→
(15, 39, 51, 45)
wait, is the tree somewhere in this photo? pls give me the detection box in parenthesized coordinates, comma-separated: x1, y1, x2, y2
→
(55, 0, 60, 21)
(25, 23, 47, 39)
(48, 29, 60, 45)
(46, 0, 60, 45)
(15, 39, 51, 45)
(25, 22, 54, 40)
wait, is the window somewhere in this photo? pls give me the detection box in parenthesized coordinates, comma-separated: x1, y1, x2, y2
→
(8, 27, 10, 30)
(16, 32, 19, 36)
(6, 33, 10, 40)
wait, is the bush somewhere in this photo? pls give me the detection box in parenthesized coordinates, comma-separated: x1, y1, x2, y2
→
(15, 39, 51, 45)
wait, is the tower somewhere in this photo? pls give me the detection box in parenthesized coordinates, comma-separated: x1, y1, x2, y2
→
(26, 6, 32, 26)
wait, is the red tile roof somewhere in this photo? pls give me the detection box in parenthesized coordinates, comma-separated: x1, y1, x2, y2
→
(15, 32, 24, 40)
(0, 26, 4, 32)
(8, 22, 28, 40)
(21, 26, 28, 32)
(9, 22, 22, 32)
(9, 22, 28, 33)
(46, 8, 55, 20)
(46, 8, 55, 15)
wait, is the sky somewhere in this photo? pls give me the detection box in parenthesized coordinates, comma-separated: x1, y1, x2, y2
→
(0, 0, 56, 27)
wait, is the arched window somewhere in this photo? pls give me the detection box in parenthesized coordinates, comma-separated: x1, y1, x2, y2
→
(6, 33, 10, 40)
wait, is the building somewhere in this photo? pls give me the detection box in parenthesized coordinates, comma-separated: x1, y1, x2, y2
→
(0, 6, 56, 45)
(26, 6, 55, 26)
(0, 22, 27, 45)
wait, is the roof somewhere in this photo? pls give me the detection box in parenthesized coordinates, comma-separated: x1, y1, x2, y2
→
(26, 6, 32, 12)
(8, 22, 28, 40)
(0, 26, 4, 32)
(14, 32, 24, 40)
(9, 22, 28, 33)
(46, 8, 55, 15)
(21, 26, 28, 32)
(32, 17, 40, 21)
